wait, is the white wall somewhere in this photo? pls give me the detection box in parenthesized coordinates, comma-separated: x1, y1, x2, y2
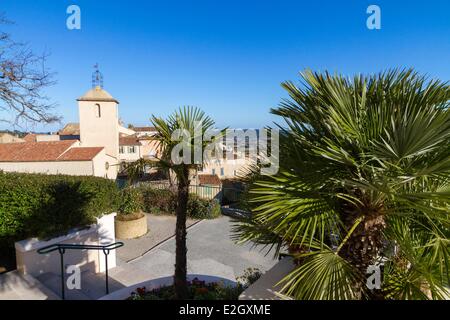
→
(15, 213, 117, 277)
(0, 161, 94, 176)
(118, 145, 142, 162)
(35, 135, 60, 142)
(118, 126, 135, 136)
(201, 158, 255, 179)
(79, 100, 119, 159)
(92, 150, 119, 179)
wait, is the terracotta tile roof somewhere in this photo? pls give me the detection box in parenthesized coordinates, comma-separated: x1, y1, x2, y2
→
(58, 147, 104, 161)
(23, 133, 37, 142)
(198, 174, 222, 186)
(133, 126, 156, 132)
(119, 136, 141, 146)
(0, 140, 77, 162)
(58, 123, 80, 135)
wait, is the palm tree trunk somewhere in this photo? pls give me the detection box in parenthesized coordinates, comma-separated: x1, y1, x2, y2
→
(174, 167, 190, 299)
(340, 211, 386, 299)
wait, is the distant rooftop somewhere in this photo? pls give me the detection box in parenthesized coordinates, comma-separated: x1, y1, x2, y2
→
(132, 126, 157, 132)
(198, 174, 222, 186)
(119, 136, 141, 146)
(58, 123, 80, 136)
(23, 133, 37, 142)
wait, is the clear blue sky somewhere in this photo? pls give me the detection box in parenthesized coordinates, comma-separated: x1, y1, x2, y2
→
(2, 0, 449, 132)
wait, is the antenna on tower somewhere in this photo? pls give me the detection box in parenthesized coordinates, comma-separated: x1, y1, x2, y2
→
(92, 63, 104, 88)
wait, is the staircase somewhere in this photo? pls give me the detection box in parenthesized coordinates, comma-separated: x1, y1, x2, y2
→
(36, 270, 125, 300)
(0, 271, 60, 300)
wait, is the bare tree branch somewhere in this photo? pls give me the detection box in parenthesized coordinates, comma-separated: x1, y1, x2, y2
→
(0, 13, 60, 127)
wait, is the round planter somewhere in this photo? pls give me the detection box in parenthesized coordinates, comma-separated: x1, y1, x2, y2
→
(115, 214, 148, 239)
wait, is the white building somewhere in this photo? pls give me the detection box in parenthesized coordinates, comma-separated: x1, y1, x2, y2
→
(0, 140, 117, 178)
(0, 83, 127, 179)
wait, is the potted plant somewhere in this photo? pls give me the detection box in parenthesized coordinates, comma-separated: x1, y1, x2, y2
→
(115, 187, 147, 239)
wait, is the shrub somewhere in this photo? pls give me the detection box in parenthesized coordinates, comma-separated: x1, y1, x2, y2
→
(136, 185, 221, 219)
(0, 172, 120, 247)
(138, 186, 176, 214)
(118, 188, 142, 216)
(187, 197, 221, 219)
(129, 277, 242, 300)
(129, 269, 261, 300)
(186, 194, 209, 219)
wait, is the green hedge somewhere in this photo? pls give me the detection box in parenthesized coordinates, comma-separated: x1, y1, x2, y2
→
(0, 172, 120, 245)
(136, 185, 221, 219)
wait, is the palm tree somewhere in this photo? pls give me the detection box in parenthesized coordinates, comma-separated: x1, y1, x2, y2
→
(233, 69, 450, 299)
(126, 106, 220, 299)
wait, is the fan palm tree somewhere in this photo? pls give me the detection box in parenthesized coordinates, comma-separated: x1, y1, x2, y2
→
(125, 106, 221, 299)
(233, 69, 450, 299)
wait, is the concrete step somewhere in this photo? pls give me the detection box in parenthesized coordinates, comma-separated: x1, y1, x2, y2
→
(36, 269, 126, 300)
(0, 271, 60, 300)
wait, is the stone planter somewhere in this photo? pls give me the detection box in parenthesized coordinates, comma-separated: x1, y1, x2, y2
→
(98, 274, 236, 300)
(115, 213, 148, 239)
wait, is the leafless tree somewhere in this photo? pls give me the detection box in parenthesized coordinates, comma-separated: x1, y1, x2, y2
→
(0, 14, 59, 127)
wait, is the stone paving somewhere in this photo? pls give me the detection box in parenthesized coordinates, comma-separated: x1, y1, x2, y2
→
(116, 214, 198, 262)
(110, 215, 277, 286)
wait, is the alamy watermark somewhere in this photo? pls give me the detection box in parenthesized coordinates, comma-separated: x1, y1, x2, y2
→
(366, 264, 382, 290)
(170, 123, 280, 176)
(366, 5, 381, 30)
(66, 265, 81, 290)
(66, 5, 81, 30)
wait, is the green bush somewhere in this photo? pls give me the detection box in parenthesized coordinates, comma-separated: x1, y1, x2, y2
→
(187, 196, 221, 219)
(138, 186, 176, 214)
(0, 172, 120, 246)
(136, 185, 221, 219)
(118, 188, 142, 215)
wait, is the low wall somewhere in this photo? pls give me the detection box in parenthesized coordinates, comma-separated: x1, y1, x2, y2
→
(239, 257, 295, 300)
(15, 213, 117, 277)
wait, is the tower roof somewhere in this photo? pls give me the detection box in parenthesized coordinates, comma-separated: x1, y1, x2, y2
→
(77, 86, 119, 103)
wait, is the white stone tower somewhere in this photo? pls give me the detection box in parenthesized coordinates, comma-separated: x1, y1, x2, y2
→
(77, 66, 119, 159)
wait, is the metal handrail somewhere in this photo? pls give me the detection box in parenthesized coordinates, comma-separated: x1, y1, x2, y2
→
(37, 242, 124, 254)
(37, 242, 124, 300)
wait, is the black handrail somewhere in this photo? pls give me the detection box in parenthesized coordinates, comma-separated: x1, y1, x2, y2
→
(37, 242, 124, 300)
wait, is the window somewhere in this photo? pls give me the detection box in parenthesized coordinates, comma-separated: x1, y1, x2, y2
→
(220, 167, 224, 176)
(128, 146, 136, 154)
(212, 169, 216, 175)
(119, 146, 124, 154)
(95, 104, 101, 118)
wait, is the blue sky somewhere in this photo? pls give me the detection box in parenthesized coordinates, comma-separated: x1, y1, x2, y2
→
(2, 0, 449, 132)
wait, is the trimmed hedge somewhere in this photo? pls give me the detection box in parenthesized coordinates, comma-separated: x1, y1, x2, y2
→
(139, 187, 176, 215)
(0, 172, 120, 245)
(136, 185, 221, 219)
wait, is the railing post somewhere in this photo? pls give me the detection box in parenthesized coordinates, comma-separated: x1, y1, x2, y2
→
(103, 249, 110, 294)
(58, 247, 66, 300)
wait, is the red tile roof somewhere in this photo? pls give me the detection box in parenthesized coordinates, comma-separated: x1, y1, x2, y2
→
(198, 174, 222, 186)
(119, 136, 141, 146)
(58, 147, 104, 161)
(0, 141, 102, 162)
(23, 133, 37, 142)
(0, 141, 77, 162)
